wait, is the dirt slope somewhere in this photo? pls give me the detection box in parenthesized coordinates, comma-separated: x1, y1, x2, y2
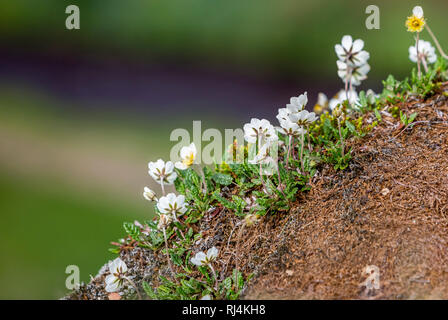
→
(66, 90, 448, 300)
(243, 91, 448, 299)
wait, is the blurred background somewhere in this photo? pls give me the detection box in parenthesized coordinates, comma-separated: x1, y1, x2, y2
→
(0, 0, 446, 299)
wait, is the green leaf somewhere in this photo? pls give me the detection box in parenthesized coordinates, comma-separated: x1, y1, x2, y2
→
(212, 172, 233, 186)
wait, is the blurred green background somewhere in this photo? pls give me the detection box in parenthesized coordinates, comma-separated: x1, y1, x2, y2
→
(0, 0, 447, 299)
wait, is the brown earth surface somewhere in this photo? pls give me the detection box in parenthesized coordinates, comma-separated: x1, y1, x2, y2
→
(67, 89, 448, 300)
(242, 90, 448, 299)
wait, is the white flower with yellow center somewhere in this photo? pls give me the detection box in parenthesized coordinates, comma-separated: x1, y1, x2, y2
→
(335, 35, 370, 67)
(148, 159, 177, 185)
(191, 247, 219, 266)
(105, 258, 127, 293)
(406, 6, 425, 33)
(313, 92, 329, 114)
(409, 40, 437, 64)
(175, 143, 197, 170)
(157, 193, 187, 221)
(329, 89, 359, 111)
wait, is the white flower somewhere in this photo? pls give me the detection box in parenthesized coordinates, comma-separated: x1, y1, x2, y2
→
(157, 193, 187, 220)
(288, 109, 318, 126)
(335, 35, 370, 66)
(200, 294, 212, 300)
(313, 92, 329, 114)
(276, 107, 291, 124)
(248, 143, 270, 165)
(409, 40, 437, 64)
(175, 143, 197, 170)
(329, 89, 359, 111)
(143, 187, 157, 202)
(277, 119, 302, 137)
(157, 214, 173, 230)
(286, 92, 308, 113)
(337, 60, 370, 86)
(243, 118, 278, 144)
(148, 159, 177, 185)
(105, 258, 127, 293)
(413, 6, 424, 19)
(365, 89, 378, 105)
(191, 247, 219, 266)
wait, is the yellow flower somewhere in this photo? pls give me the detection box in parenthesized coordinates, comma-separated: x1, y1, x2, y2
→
(405, 6, 425, 33)
(406, 15, 425, 32)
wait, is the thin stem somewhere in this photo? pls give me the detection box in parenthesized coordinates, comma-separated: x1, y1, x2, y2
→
(257, 138, 267, 190)
(208, 264, 218, 290)
(160, 179, 166, 196)
(421, 56, 428, 73)
(124, 276, 142, 300)
(197, 164, 208, 195)
(162, 226, 176, 278)
(337, 117, 344, 158)
(276, 160, 286, 199)
(416, 32, 421, 78)
(307, 131, 312, 153)
(425, 23, 448, 59)
(299, 130, 305, 174)
(286, 135, 292, 167)
(344, 56, 352, 106)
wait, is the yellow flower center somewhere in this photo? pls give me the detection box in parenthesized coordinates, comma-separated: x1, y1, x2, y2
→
(182, 152, 195, 167)
(406, 15, 425, 32)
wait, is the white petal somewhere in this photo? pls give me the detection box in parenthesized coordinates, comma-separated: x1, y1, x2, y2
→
(352, 39, 364, 52)
(335, 44, 345, 57)
(105, 279, 120, 293)
(175, 161, 187, 170)
(207, 247, 219, 259)
(105, 274, 117, 286)
(341, 35, 353, 51)
(413, 6, 424, 18)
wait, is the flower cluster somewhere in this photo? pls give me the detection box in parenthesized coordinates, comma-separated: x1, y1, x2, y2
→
(144, 146, 197, 228)
(243, 118, 278, 176)
(333, 35, 370, 110)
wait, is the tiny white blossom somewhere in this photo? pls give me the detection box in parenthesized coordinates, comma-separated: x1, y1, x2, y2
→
(329, 89, 359, 111)
(288, 109, 318, 126)
(335, 35, 370, 66)
(286, 92, 308, 113)
(143, 187, 157, 202)
(191, 247, 219, 266)
(105, 258, 127, 293)
(175, 143, 197, 170)
(157, 193, 187, 221)
(277, 119, 302, 137)
(243, 118, 278, 144)
(148, 159, 177, 185)
(276, 107, 291, 124)
(200, 294, 212, 300)
(337, 60, 370, 86)
(409, 40, 437, 64)
(248, 143, 270, 165)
